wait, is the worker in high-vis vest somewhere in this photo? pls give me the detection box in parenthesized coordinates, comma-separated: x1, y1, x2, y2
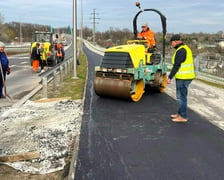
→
(167, 34, 195, 123)
(56, 43, 65, 63)
(137, 22, 156, 51)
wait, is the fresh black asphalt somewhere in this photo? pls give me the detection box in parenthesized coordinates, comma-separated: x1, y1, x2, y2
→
(75, 45, 224, 180)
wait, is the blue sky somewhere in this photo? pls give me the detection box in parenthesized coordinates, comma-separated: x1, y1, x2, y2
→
(0, 0, 223, 34)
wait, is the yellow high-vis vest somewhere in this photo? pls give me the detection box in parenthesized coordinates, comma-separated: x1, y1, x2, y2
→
(172, 45, 195, 79)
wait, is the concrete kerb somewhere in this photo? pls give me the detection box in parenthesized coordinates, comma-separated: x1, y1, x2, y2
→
(68, 52, 89, 180)
(67, 41, 105, 180)
(12, 84, 43, 107)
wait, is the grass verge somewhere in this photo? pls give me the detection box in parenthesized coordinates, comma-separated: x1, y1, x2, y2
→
(51, 52, 87, 100)
(196, 78, 224, 89)
(31, 51, 87, 101)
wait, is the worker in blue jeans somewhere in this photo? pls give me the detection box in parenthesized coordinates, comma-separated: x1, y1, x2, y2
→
(0, 41, 10, 98)
(167, 34, 195, 122)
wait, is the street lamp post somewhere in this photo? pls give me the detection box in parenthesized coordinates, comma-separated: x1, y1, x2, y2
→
(80, 0, 83, 48)
(73, 0, 77, 78)
(20, 23, 23, 45)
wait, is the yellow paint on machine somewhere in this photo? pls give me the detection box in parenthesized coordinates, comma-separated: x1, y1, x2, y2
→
(105, 44, 146, 68)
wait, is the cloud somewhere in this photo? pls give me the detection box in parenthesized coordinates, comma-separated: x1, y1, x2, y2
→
(0, 0, 223, 33)
(0, 0, 72, 27)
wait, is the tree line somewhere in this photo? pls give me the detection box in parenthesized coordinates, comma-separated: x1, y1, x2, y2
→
(82, 26, 223, 55)
(0, 12, 223, 55)
(0, 13, 69, 43)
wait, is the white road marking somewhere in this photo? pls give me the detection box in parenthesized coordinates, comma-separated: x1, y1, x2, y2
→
(20, 62, 28, 64)
(8, 57, 29, 60)
(9, 65, 16, 68)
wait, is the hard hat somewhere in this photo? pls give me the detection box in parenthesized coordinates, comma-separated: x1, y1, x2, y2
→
(0, 41, 5, 48)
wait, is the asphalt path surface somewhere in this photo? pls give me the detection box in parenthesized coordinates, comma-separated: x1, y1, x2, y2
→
(75, 45, 224, 180)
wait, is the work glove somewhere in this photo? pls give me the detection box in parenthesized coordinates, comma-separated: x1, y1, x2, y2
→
(7, 67, 10, 75)
(152, 45, 157, 51)
(148, 45, 156, 53)
(137, 37, 145, 40)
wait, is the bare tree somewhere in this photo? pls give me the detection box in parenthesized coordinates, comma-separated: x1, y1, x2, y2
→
(0, 12, 5, 40)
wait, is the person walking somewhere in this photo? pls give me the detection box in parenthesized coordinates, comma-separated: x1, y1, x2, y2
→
(167, 34, 195, 122)
(0, 41, 10, 98)
(39, 43, 45, 71)
(31, 42, 41, 72)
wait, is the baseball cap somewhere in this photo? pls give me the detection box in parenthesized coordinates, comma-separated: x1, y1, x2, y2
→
(170, 34, 181, 42)
(142, 22, 148, 27)
(0, 41, 5, 47)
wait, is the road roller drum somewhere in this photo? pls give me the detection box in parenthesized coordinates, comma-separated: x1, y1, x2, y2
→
(94, 77, 132, 99)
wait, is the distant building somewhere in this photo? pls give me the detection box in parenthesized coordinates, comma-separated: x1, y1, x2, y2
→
(215, 38, 224, 49)
(197, 43, 217, 50)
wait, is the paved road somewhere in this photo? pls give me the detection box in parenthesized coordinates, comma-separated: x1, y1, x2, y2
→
(0, 54, 40, 107)
(75, 45, 224, 180)
(0, 43, 72, 108)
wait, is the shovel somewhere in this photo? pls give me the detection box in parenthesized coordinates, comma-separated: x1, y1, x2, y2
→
(0, 60, 13, 101)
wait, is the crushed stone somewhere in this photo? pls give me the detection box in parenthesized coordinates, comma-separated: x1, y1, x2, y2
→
(0, 99, 82, 174)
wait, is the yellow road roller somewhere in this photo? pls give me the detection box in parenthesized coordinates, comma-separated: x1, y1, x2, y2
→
(30, 31, 57, 66)
(94, 3, 167, 102)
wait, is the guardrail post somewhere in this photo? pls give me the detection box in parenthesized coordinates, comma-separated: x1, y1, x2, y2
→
(71, 58, 74, 70)
(42, 77, 48, 98)
(65, 63, 68, 75)
(53, 71, 57, 91)
(60, 66, 64, 83)
(69, 59, 72, 72)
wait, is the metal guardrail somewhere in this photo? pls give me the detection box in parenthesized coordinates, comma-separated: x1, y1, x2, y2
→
(195, 54, 224, 78)
(83, 40, 104, 56)
(196, 71, 224, 85)
(5, 45, 30, 53)
(39, 56, 74, 98)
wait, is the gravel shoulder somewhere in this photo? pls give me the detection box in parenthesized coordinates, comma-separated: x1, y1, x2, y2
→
(0, 98, 83, 179)
(166, 79, 224, 129)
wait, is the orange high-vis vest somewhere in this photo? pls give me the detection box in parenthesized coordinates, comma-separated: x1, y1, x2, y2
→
(137, 29, 156, 47)
(57, 49, 63, 57)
